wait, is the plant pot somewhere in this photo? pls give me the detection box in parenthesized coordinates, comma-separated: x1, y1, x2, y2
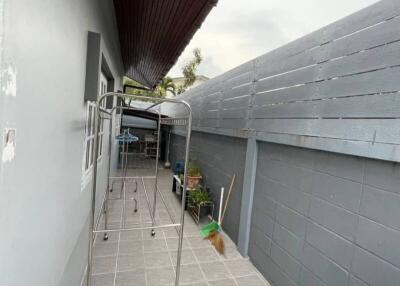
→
(188, 201, 213, 224)
(186, 175, 202, 189)
(199, 203, 212, 218)
(175, 183, 181, 195)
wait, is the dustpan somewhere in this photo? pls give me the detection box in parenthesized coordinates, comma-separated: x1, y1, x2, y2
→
(200, 221, 220, 238)
(200, 175, 236, 255)
(200, 186, 225, 238)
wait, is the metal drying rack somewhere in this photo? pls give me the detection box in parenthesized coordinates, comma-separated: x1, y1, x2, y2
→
(112, 129, 139, 232)
(87, 92, 192, 286)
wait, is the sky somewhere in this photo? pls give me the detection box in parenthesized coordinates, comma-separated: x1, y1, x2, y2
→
(168, 0, 380, 79)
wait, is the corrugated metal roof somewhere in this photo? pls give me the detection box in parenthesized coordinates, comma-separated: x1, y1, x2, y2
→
(113, 0, 217, 88)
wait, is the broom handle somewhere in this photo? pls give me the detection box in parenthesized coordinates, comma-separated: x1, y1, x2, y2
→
(218, 187, 224, 224)
(220, 174, 236, 226)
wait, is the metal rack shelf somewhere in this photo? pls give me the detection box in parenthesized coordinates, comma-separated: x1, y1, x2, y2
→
(160, 117, 188, 126)
(187, 201, 214, 225)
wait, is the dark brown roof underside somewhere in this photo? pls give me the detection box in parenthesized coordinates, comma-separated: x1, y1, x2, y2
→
(113, 0, 217, 88)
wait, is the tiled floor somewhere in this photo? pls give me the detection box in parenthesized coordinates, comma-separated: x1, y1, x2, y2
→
(92, 166, 271, 286)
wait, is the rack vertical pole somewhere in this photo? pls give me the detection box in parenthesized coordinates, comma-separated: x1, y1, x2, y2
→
(151, 113, 162, 235)
(103, 111, 113, 240)
(122, 132, 127, 228)
(87, 103, 101, 286)
(175, 107, 192, 286)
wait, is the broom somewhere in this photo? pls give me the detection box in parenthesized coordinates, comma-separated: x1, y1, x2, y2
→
(202, 174, 236, 255)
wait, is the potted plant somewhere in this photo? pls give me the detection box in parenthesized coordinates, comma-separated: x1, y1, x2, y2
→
(186, 161, 202, 188)
(188, 187, 213, 219)
(179, 173, 184, 183)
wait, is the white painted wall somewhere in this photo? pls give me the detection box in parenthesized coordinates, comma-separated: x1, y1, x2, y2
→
(0, 0, 123, 285)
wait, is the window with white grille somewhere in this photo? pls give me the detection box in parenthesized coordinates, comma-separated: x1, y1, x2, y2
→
(82, 73, 108, 188)
(83, 101, 96, 175)
(98, 73, 108, 158)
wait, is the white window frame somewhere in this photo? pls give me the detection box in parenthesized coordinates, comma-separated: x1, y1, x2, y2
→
(97, 73, 108, 160)
(82, 101, 96, 188)
(115, 113, 121, 136)
(97, 99, 105, 160)
(81, 72, 109, 189)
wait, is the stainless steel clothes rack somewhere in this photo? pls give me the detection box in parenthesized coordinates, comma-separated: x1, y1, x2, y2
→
(87, 93, 192, 286)
(114, 130, 139, 232)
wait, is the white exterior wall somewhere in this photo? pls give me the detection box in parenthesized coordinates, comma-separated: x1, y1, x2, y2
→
(0, 0, 124, 285)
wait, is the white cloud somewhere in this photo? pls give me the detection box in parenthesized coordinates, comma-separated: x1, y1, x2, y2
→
(168, 0, 380, 78)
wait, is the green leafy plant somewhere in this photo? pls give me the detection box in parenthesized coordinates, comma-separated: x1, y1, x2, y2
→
(187, 161, 201, 177)
(155, 76, 176, 97)
(189, 187, 211, 206)
(122, 76, 176, 104)
(176, 48, 203, 95)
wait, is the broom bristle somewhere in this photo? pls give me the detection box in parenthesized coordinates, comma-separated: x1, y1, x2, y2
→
(205, 231, 225, 255)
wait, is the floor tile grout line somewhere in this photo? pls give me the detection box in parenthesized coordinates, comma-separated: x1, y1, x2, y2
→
(135, 169, 150, 286)
(112, 202, 124, 286)
(129, 170, 149, 286)
(232, 272, 271, 284)
(167, 234, 177, 284)
(253, 268, 272, 286)
(191, 241, 210, 286)
(91, 257, 268, 277)
(144, 250, 148, 286)
(161, 224, 176, 285)
(221, 258, 240, 285)
(205, 233, 246, 284)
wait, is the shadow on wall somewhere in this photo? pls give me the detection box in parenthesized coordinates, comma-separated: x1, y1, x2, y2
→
(169, 131, 247, 243)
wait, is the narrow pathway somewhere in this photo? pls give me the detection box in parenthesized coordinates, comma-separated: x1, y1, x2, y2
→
(91, 167, 270, 286)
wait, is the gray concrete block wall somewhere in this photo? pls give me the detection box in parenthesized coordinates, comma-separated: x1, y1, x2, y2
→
(167, 0, 400, 163)
(169, 132, 246, 243)
(169, 133, 187, 171)
(249, 142, 400, 286)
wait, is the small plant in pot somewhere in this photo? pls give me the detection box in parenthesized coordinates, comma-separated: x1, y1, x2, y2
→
(179, 173, 184, 183)
(189, 187, 212, 218)
(186, 161, 202, 188)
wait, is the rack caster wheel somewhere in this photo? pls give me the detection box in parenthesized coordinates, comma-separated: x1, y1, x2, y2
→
(151, 230, 156, 237)
(134, 209, 138, 213)
(103, 233, 109, 241)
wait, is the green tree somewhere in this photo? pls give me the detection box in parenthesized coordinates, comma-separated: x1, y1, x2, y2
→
(123, 76, 176, 103)
(177, 48, 203, 94)
(122, 77, 152, 106)
(122, 48, 203, 101)
(155, 76, 176, 97)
